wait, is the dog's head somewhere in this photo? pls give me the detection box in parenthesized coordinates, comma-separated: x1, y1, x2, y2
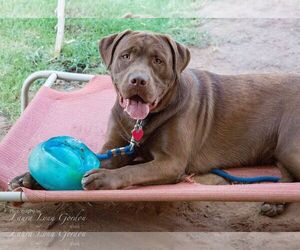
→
(99, 30, 190, 120)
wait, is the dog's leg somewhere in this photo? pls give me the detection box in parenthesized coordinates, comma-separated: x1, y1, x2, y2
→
(82, 115, 193, 190)
(100, 138, 135, 170)
(262, 120, 300, 217)
(82, 152, 186, 190)
(260, 162, 293, 217)
(8, 172, 44, 190)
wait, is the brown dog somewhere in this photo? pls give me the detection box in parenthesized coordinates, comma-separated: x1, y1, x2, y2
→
(10, 30, 300, 217)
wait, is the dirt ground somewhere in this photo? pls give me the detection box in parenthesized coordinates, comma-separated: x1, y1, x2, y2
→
(189, 18, 300, 74)
(1, 2, 300, 240)
(197, 0, 300, 18)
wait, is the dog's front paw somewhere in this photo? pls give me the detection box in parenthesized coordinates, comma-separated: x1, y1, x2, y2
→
(81, 169, 123, 190)
(260, 202, 286, 217)
(8, 172, 43, 190)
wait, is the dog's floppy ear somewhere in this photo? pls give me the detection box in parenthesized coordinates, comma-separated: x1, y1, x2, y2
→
(163, 35, 190, 75)
(99, 30, 132, 69)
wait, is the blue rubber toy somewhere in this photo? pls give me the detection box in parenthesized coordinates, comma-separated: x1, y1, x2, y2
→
(28, 136, 101, 190)
(28, 121, 140, 190)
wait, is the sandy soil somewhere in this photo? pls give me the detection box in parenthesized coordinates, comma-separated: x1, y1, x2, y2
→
(1, 2, 300, 240)
(189, 18, 300, 74)
(197, 0, 300, 18)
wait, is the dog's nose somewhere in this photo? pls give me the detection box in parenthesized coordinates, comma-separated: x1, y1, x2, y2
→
(129, 72, 149, 86)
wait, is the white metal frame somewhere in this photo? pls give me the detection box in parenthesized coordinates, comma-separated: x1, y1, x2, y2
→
(1, 70, 95, 202)
(21, 70, 94, 112)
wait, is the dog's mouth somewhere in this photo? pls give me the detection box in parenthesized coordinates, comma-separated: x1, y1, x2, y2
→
(119, 94, 158, 120)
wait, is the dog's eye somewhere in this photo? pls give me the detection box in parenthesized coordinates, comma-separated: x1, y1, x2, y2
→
(153, 57, 163, 64)
(121, 53, 130, 60)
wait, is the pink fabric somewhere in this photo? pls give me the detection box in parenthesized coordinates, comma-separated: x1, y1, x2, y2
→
(224, 166, 281, 177)
(1, 74, 297, 203)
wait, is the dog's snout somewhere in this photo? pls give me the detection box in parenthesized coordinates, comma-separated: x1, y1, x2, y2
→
(129, 72, 149, 86)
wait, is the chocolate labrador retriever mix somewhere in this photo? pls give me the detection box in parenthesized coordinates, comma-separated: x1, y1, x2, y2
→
(10, 30, 300, 217)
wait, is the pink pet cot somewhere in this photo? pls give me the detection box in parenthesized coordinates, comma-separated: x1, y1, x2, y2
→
(0, 70, 299, 203)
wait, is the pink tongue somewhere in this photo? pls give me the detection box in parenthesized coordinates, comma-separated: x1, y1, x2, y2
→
(124, 99, 150, 120)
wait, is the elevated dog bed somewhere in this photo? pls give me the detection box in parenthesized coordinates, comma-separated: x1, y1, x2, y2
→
(0, 71, 299, 203)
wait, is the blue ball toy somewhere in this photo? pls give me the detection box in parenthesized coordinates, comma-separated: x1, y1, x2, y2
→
(28, 136, 101, 190)
(28, 120, 142, 190)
